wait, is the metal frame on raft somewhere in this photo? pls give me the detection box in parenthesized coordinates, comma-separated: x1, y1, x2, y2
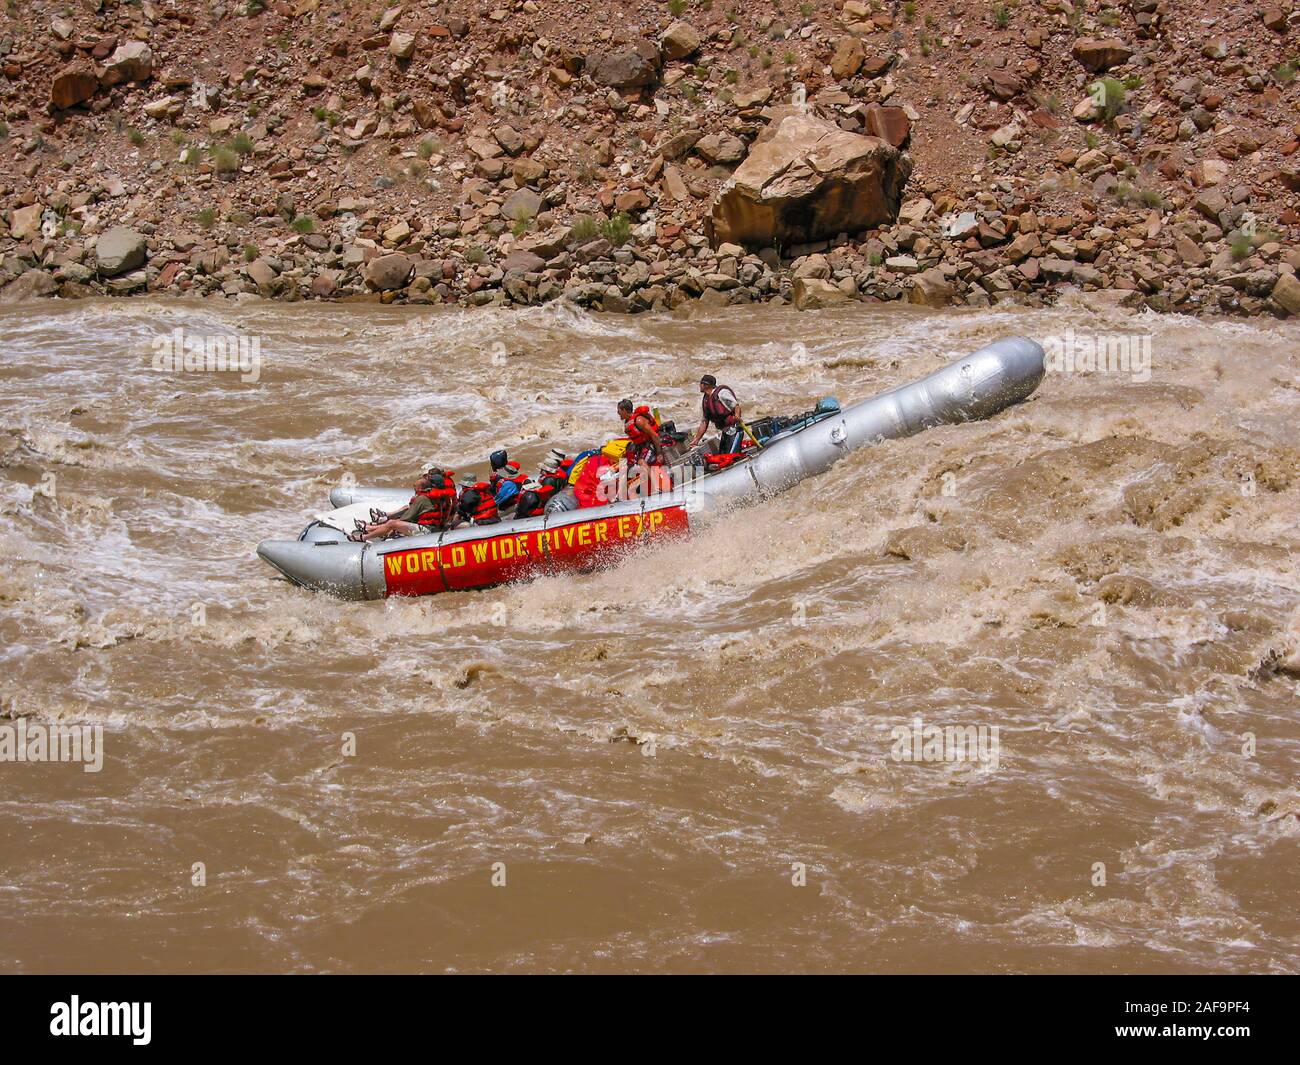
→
(257, 336, 1047, 600)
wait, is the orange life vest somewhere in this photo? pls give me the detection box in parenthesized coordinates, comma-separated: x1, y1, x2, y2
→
(466, 481, 500, 524)
(414, 480, 455, 527)
(515, 490, 545, 518)
(624, 405, 659, 446)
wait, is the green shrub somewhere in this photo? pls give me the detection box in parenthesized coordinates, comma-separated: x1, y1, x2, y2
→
(290, 215, 315, 234)
(127, 128, 145, 147)
(465, 246, 487, 264)
(1089, 77, 1126, 123)
(600, 211, 631, 246)
(211, 146, 239, 172)
(570, 215, 600, 242)
(243, 244, 259, 262)
(231, 132, 254, 155)
(197, 207, 217, 229)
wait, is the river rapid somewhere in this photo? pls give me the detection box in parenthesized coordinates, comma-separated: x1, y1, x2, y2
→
(1, 296, 1297, 973)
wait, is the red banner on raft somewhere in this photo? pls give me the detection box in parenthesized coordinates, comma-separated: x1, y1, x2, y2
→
(381, 504, 690, 597)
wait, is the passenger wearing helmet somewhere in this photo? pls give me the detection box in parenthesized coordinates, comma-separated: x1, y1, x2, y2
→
(488, 449, 527, 512)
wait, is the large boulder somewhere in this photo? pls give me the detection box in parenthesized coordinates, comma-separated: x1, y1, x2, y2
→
(100, 42, 153, 86)
(707, 112, 910, 249)
(694, 131, 747, 166)
(830, 36, 865, 79)
(661, 21, 700, 61)
(95, 227, 147, 276)
(500, 187, 542, 222)
(586, 41, 660, 88)
(863, 104, 911, 148)
(363, 252, 414, 291)
(51, 60, 99, 109)
(1071, 37, 1134, 72)
(908, 268, 955, 307)
(792, 277, 851, 310)
(0, 270, 59, 302)
(502, 249, 546, 276)
(1271, 272, 1300, 316)
(10, 204, 43, 241)
(388, 32, 416, 60)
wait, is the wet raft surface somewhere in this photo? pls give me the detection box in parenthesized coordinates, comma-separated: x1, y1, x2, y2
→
(1, 299, 1298, 972)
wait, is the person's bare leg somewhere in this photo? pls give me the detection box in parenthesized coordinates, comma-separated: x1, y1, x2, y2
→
(361, 519, 420, 541)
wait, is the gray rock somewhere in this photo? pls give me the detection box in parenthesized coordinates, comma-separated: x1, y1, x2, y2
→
(694, 132, 747, 166)
(0, 269, 58, 302)
(501, 188, 542, 222)
(95, 227, 147, 277)
(363, 252, 414, 291)
(586, 42, 660, 88)
(502, 249, 546, 275)
(100, 42, 153, 86)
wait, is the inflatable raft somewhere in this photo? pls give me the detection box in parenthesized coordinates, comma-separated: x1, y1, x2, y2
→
(258, 337, 1046, 600)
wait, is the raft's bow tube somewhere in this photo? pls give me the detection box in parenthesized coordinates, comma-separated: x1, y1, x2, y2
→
(259, 337, 1045, 598)
(679, 335, 1045, 515)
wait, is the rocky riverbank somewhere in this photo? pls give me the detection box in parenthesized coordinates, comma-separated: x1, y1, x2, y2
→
(2, 1, 1299, 316)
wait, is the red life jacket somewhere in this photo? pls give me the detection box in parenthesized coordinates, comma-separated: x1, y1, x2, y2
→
(702, 385, 738, 430)
(515, 490, 545, 518)
(573, 455, 609, 508)
(703, 452, 743, 472)
(538, 470, 567, 494)
(414, 484, 453, 527)
(624, 405, 659, 446)
(467, 481, 500, 524)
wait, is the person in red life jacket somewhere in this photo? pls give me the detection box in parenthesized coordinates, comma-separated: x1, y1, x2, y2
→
(617, 399, 665, 464)
(349, 467, 455, 542)
(457, 476, 501, 526)
(689, 374, 744, 453)
(529, 458, 568, 510)
(514, 479, 547, 518)
(488, 449, 528, 513)
(617, 399, 675, 497)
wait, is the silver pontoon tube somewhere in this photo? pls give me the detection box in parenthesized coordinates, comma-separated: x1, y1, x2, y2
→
(259, 336, 1045, 598)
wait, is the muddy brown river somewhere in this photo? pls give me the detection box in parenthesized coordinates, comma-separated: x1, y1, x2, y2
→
(1, 297, 1297, 973)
